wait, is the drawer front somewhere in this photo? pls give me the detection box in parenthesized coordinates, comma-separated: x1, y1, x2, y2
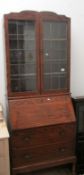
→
(0, 157, 7, 173)
(11, 123, 75, 148)
(0, 157, 10, 175)
(12, 142, 75, 168)
(0, 140, 8, 157)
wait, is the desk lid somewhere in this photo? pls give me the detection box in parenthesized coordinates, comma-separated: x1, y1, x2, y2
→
(8, 95, 76, 130)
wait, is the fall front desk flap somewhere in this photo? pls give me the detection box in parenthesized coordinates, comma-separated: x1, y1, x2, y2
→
(8, 95, 76, 130)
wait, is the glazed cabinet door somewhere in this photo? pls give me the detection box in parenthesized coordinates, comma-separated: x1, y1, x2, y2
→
(40, 13, 70, 93)
(4, 11, 70, 98)
(4, 12, 40, 97)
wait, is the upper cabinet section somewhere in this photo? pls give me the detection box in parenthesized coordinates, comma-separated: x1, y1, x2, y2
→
(4, 11, 70, 98)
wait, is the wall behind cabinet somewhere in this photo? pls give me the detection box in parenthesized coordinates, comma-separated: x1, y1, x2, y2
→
(0, 0, 84, 117)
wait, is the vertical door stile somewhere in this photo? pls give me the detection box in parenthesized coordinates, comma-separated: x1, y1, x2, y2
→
(39, 14, 44, 94)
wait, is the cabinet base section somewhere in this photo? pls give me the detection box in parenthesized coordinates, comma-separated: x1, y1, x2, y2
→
(11, 156, 76, 175)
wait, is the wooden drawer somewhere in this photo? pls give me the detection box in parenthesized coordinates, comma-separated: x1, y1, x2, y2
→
(0, 140, 9, 157)
(0, 157, 10, 174)
(12, 142, 75, 168)
(11, 123, 75, 149)
(0, 140, 10, 175)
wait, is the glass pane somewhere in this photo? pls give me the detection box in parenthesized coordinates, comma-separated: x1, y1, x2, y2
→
(11, 76, 36, 92)
(43, 22, 67, 39)
(8, 20, 37, 92)
(43, 21, 67, 91)
(8, 22, 17, 34)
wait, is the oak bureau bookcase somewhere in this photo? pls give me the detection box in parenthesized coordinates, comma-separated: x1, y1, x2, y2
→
(4, 11, 76, 175)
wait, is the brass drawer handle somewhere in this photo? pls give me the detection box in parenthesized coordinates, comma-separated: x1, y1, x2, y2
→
(59, 130, 65, 136)
(24, 136, 31, 142)
(24, 154, 31, 160)
(59, 148, 65, 152)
